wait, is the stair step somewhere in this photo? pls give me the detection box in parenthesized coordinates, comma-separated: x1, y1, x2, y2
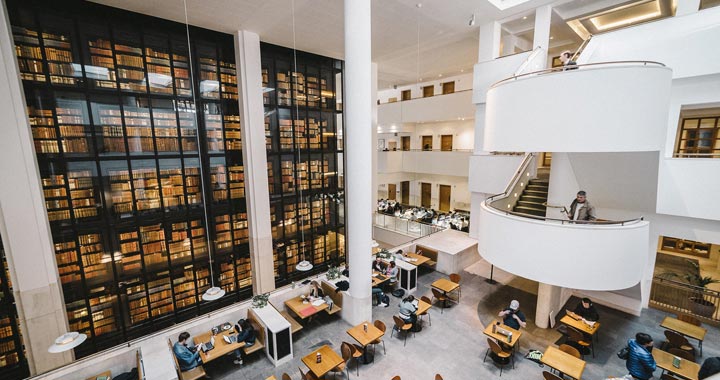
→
(519, 195, 547, 202)
(529, 179, 549, 185)
(526, 184, 549, 191)
(524, 190, 548, 196)
(517, 201, 546, 209)
(513, 207, 547, 217)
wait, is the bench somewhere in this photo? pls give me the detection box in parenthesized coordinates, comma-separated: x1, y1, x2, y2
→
(167, 340, 206, 380)
(321, 281, 343, 315)
(279, 309, 303, 334)
(417, 246, 438, 267)
(244, 311, 266, 356)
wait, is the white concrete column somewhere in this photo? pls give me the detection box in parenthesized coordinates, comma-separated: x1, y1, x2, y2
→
(343, 0, 372, 326)
(533, 4, 553, 69)
(234, 31, 275, 294)
(501, 34, 519, 56)
(676, 0, 701, 16)
(545, 153, 581, 219)
(371, 63, 378, 215)
(535, 282, 562, 328)
(0, 2, 73, 373)
(478, 21, 501, 62)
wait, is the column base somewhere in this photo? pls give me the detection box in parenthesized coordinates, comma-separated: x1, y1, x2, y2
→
(341, 292, 372, 326)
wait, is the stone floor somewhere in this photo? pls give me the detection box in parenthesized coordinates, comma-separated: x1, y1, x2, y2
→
(204, 268, 720, 380)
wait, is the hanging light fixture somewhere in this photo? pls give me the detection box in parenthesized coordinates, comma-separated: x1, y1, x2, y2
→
(48, 331, 87, 353)
(182, 0, 225, 301)
(290, 0, 312, 273)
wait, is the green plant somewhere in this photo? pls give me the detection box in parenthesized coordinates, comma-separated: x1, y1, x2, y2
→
(326, 265, 342, 280)
(376, 249, 392, 260)
(661, 259, 719, 288)
(252, 293, 270, 308)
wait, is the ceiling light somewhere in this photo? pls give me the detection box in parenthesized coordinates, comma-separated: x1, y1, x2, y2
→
(438, 74, 442, 77)
(460, 69, 464, 73)
(416, 3, 422, 8)
(550, 36, 554, 40)
(523, 16, 527, 20)
(49, 332, 87, 353)
(589, 1, 662, 31)
(468, 14, 475, 27)
(419, 77, 423, 81)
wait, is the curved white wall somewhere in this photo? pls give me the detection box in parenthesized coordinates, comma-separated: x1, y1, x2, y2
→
(478, 203, 649, 291)
(484, 65, 672, 152)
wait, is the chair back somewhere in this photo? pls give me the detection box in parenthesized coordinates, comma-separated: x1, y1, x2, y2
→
(677, 314, 701, 326)
(282, 374, 292, 380)
(664, 330, 690, 348)
(435, 375, 444, 380)
(543, 371, 563, 380)
(487, 337, 505, 355)
(668, 347, 694, 362)
(374, 319, 387, 333)
(391, 377, 401, 380)
(449, 273, 461, 283)
(341, 342, 352, 361)
(431, 288, 445, 299)
(299, 368, 308, 380)
(559, 343, 581, 359)
(393, 315, 406, 329)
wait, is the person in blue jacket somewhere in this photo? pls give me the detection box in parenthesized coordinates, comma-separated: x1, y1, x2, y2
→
(627, 333, 657, 380)
(173, 332, 202, 371)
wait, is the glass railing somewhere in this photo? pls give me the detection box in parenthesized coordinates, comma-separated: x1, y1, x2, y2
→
(373, 212, 445, 238)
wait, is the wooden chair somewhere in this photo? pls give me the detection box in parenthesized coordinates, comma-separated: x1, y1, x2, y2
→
(566, 326, 593, 358)
(660, 374, 683, 380)
(543, 371, 563, 380)
(431, 288, 449, 314)
(299, 367, 319, 380)
(483, 338, 513, 376)
(449, 273, 461, 299)
(435, 375, 444, 380)
(391, 377, 401, 380)
(282, 374, 292, 380)
(558, 344, 582, 359)
(663, 330, 695, 357)
(676, 314, 701, 326)
(341, 341, 361, 376)
(371, 320, 387, 355)
(668, 347, 695, 362)
(327, 344, 348, 379)
(168, 339, 206, 380)
(391, 316, 414, 346)
(419, 296, 432, 326)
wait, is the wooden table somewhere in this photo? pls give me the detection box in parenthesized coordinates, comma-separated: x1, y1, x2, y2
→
(86, 370, 112, 380)
(541, 345, 586, 380)
(416, 299, 431, 317)
(483, 319, 522, 351)
(302, 345, 344, 378)
(402, 253, 430, 267)
(195, 328, 245, 363)
(285, 296, 328, 320)
(653, 348, 700, 380)
(661, 316, 707, 356)
(561, 314, 600, 336)
(347, 321, 384, 364)
(372, 271, 389, 287)
(431, 278, 460, 304)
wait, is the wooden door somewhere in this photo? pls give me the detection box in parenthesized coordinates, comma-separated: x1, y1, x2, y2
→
(421, 182, 432, 208)
(440, 135, 453, 151)
(439, 185, 451, 211)
(401, 136, 411, 151)
(421, 135, 433, 151)
(401, 181, 409, 204)
(423, 85, 434, 97)
(401, 90, 411, 101)
(442, 81, 455, 94)
(387, 184, 396, 200)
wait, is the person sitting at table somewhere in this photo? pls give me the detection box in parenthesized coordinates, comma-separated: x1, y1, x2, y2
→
(573, 297, 599, 322)
(233, 319, 256, 365)
(498, 300, 527, 330)
(627, 332, 656, 380)
(373, 286, 389, 307)
(699, 357, 720, 380)
(373, 256, 385, 272)
(398, 295, 418, 329)
(309, 280, 324, 299)
(173, 332, 202, 371)
(385, 261, 398, 285)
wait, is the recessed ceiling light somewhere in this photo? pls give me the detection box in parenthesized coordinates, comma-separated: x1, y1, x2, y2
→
(419, 78, 423, 81)
(523, 16, 527, 20)
(550, 36, 554, 40)
(460, 69, 464, 73)
(416, 3, 422, 8)
(438, 74, 442, 77)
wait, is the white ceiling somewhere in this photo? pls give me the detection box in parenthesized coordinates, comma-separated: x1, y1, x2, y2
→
(90, 0, 556, 87)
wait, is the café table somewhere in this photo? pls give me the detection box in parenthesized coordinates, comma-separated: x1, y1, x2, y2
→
(194, 328, 245, 364)
(402, 252, 430, 267)
(302, 345, 344, 379)
(483, 319, 522, 352)
(431, 278, 460, 303)
(372, 271, 389, 287)
(541, 345, 586, 380)
(347, 321, 384, 364)
(660, 316, 707, 356)
(653, 348, 700, 380)
(560, 313, 600, 357)
(285, 296, 328, 320)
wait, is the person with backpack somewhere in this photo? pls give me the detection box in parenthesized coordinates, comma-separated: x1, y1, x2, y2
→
(626, 333, 656, 380)
(398, 295, 419, 331)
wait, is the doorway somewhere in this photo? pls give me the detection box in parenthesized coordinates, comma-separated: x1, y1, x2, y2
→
(401, 89, 411, 101)
(423, 85, 434, 97)
(439, 185, 451, 211)
(421, 135, 433, 151)
(421, 182, 432, 208)
(442, 81, 455, 94)
(440, 135, 453, 151)
(401, 181, 409, 204)
(401, 136, 411, 151)
(387, 183, 396, 200)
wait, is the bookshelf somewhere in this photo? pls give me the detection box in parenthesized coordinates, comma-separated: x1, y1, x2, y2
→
(261, 43, 346, 286)
(6, 0, 250, 358)
(0, 238, 29, 380)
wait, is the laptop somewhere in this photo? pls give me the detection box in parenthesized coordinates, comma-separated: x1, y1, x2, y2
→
(201, 336, 215, 352)
(223, 334, 238, 344)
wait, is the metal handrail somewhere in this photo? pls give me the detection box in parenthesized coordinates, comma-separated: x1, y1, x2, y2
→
(570, 35, 593, 62)
(673, 152, 720, 158)
(484, 153, 645, 226)
(490, 60, 666, 89)
(379, 88, 473, 105)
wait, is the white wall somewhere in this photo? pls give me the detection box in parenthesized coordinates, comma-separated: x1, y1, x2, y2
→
(468, 154, 525, 195)
(377, 172, 470, 211)
(377, 120, 474, 151)
(377, 73, 473, 103)
(378, 91, 475, 126)
(473, 50, 534, 104)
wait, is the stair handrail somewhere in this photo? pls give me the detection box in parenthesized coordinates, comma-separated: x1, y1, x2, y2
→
(490, 60, 666, 89)
(513, 46, 544, 77)
(484, 153, 645, 226)
(570, 34, 593, 62)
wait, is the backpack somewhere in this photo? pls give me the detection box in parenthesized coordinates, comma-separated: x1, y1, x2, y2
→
(391, 289, 405, 298)
(381, 294, 390, 305)
(617, 345, 630, 360)
(525, 350, 544, 367)
(335, 280, 349, 291)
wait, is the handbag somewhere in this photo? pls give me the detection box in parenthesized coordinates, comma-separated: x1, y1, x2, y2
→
(617, 345, 630, 360)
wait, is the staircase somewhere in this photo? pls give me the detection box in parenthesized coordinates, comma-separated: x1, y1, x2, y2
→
(513, 178, 549, 217)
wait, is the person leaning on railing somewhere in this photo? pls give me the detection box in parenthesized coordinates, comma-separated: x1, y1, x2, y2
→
(560, 50, 578, 71)
(564, 190, 597, 221)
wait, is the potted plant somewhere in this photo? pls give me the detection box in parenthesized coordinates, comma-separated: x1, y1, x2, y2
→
(252, 293, 270, 308)
(376, 249, 392, 260)
(326, 265, 342, 280)
(661, 260, 719, 318)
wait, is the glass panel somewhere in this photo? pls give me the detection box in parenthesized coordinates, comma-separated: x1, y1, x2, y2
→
(159, 159, 185, 210)
(210, 157, 228, 202)
(113, 27, 146, 93)
(39, 14, 83, 87)
(204, 102, 224, 153)
(197, 44, 219, 99)
(144, 34, 173, 95)
(56, 92, 93, 157)
(123, 97, 154, 155)
(152, 98, 180, 154)
(91, 95, 125, 156)
(131, 160, 161, 213)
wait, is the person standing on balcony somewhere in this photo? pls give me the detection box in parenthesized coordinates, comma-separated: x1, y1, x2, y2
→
(560, 50, 578, 71)
(565, 190, 597, 221)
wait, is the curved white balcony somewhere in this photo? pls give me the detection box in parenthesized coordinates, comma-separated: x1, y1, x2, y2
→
(484, 62, 672, 153)
(478, 201, 649, 291)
